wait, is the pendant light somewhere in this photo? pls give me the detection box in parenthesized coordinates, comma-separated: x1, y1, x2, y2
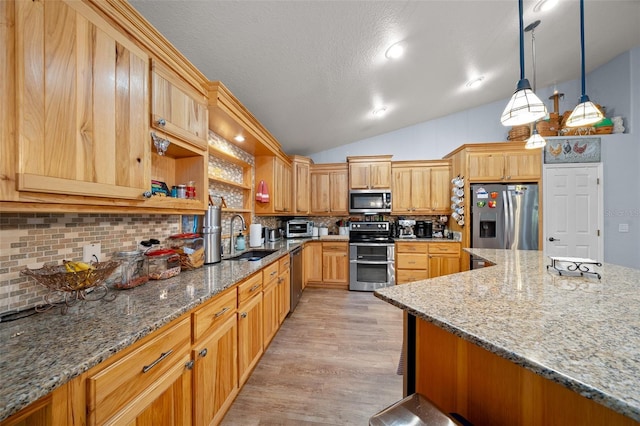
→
(501, 0, 547, 127)
(524, 20, 546, 149)
(565, 0, 603, 127)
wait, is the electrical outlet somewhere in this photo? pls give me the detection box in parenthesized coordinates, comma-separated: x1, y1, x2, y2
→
(618, 223, 629, 233)
(83, 243, 101, 263)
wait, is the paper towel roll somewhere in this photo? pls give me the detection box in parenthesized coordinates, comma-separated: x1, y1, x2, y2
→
(249, 223, 263, 247)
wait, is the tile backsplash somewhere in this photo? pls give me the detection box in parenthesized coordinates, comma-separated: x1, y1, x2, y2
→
(0, 213, 181, 314)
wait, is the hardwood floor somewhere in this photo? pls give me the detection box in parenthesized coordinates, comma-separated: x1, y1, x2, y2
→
(221, 288, 404, 425)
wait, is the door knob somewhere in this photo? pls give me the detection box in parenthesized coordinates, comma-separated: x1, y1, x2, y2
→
(548, 237, 560, 242)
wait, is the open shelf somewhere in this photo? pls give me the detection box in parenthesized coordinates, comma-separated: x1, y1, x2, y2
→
(208, 175, 251, 190)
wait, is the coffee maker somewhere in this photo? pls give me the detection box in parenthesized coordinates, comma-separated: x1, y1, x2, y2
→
(415, 221, 433, 238)
(397, 219, 416, 238)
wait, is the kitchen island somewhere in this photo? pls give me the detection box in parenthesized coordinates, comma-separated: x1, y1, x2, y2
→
(0, 239, 305, 422)
(375, 248, 640, 425)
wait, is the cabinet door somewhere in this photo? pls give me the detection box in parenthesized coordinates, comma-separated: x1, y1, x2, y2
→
(303, 242, 323, 285)
(411, 168, 433, 212)
(262, 280, 278, 348)
(151, 60, 208, 150)
(349, 163, 370, 189)
(329, 170, 349, 214)
(467, 153, 505, 181)
(278, 268, 291, 324)
(1, 381, 72, 426)
(322, 243, 348, 285)
(428, 255, 461, 278)
(294, 161, 310, 214)
(369, 162, 392, 189)
(504, 151, 541, 181)
(274, 157, 291, 213)
(310, 172, 330, 213)
(15, 0, 149, 199)
(192, 314, 238, 426)
(429, 166, 451, 213)
(238, 294, 263, 387)
(392, 168, 413, 213)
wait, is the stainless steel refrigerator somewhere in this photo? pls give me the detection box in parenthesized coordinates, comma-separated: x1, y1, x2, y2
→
(470, 183, 539, 254)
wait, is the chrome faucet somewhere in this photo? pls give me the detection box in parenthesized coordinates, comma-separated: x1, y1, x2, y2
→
(229, 214, 246, 257)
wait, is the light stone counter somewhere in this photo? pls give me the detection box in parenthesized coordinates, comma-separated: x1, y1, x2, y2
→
(0, 239, 304, 422)
(375, 248, 640, 422)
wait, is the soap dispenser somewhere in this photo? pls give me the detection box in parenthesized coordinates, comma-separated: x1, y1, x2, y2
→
(235, 232, 245, 251)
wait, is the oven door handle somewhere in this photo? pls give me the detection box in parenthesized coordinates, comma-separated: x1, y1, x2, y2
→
(350, 260, 395, 265)
(349, 243, 394, 247)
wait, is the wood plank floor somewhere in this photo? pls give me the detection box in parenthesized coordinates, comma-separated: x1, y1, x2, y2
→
(221, 288, 404, 425)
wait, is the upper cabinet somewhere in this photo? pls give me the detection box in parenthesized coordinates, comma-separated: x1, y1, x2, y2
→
(255, 155, 292, 215)
(291, 155, 312, 215)
(466, 149, 541, 182)
(310, 163, 349, 215)
(14, 0, 150, 200)
(392, 161, 451, 214)
(347, 155, 392, 190)
(151, 60, 208, 150)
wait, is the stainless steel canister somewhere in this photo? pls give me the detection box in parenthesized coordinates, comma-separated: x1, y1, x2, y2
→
(203, 205, 222, 264)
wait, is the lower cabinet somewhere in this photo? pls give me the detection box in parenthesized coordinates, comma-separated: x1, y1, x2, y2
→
(0, 381, 74, 426)
(396, 241, 461, 284)
(262, 262, 280, 348)
(303, 241, 323, 286)
(237, 273, 264, 387)
(305, 241, 349, 289)
(278, 256, 291, 324)
(428, 243, 461, 278)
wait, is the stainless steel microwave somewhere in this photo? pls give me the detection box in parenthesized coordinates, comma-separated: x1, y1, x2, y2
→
(349, 190, 392, 214)
(285, 219, 314, 238)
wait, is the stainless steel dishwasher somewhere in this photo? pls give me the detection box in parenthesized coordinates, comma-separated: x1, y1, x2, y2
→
(289, 246, 302, 314)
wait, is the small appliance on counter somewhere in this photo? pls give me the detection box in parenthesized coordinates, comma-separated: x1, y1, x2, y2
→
(397, 219, 416, 239)
(415, 221, 433, 238)
(285, 219, 313, 238)
(203, 204, 222, 264)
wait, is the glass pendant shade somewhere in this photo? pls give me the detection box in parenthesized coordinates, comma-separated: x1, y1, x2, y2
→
(565, 95, 604, 127)
(525, 128, 546, 149)
(501, 79, 548, 126)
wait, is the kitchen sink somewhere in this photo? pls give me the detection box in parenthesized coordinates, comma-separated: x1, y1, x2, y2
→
(224, 249, 278, 261)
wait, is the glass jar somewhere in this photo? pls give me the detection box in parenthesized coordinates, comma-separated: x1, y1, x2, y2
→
(145, 249, 181, 280)
(112, 250, 148, 289)
(177, 184, 187, 199)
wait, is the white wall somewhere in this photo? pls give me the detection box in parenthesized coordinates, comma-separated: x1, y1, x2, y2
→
(311, 47, 640, 268)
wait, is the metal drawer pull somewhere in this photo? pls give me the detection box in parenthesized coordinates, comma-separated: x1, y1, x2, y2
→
(270, 271, 277, 277)
(185, 360, 194, 370)
(199, 348, 208, 358)
(250, 284, 260, 292)
(142, 349, 173, 373)
(214, 307, 230, 318)
(240, 312, 248, 318)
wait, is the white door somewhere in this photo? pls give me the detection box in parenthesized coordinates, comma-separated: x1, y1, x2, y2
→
(543, 163, 603, 260)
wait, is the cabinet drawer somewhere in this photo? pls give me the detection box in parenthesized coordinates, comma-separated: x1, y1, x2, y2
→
(192, 289, 237, 342)
(279, 255, 291, 274)
(262, 262, 279, 288)
(397, 269, 429, 284)
(396, 242, 428, 254)
(428, 243, 461, 255)
(239, 272, 263, 304)
(397, 254, 428, 269)
(87, 317, 191, 426)
(322, 242, 347, 252)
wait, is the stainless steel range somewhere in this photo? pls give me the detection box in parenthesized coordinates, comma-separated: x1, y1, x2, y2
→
(349, 221, 395, 291)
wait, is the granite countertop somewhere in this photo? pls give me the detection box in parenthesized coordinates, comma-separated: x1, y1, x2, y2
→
(375, 248, 640, 422)
(0, 239, 304, 422)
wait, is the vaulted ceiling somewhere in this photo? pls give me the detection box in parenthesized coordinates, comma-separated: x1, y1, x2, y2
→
(130, 0, 640, 156)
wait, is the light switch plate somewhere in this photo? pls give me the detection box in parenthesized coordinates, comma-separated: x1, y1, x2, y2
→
(83, 243, 101, 263)
(618, 223, 629, 233)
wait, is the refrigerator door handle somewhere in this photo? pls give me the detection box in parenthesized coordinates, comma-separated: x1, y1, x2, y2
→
(502, 190, 510, 248)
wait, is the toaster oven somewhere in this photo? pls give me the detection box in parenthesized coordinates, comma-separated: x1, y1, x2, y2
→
(286, 220, 314, 238)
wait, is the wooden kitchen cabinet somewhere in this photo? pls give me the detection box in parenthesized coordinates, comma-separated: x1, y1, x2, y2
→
(347, 155, 393, 189)
(278, 255, 291, 324)
(395, 241, 429, 284)
(291, 155, 312, 215)
(467, 150, 541, 182)
(151, 60, 208, 151)
(255, 155, 292, 215)
(262, 262, 280, 348)
(237, 273, 264, 387)
(321, 242, 349, 289)
(14, 0, 150, 201)
(392, 161, 451, 214)
(309, 163, 349, 215)
(0, 380, 78, 426)
(428, 243, 461, 278)
(303, 241, 323, 287)
(86, 317, 192, 426)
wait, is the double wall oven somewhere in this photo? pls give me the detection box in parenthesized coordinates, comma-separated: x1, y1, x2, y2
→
(349, 221, 395, 291)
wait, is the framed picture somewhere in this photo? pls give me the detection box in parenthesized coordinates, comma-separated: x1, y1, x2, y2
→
(544, 137, 601, 164)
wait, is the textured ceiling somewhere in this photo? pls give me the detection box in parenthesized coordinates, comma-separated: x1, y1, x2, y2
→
(129, 0, 640, 156)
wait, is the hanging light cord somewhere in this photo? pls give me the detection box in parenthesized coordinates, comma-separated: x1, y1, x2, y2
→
(518, 0, 525, 81)
(579, 0, 587, 101)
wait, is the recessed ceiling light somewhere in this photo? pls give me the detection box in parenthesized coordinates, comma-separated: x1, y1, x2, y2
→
(234, 135, 245, 142)
(372, 106, 388, 118)
(385, 43, 404, 59)
(465, 76, 485, 88)
(534, 0, 558, 13)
